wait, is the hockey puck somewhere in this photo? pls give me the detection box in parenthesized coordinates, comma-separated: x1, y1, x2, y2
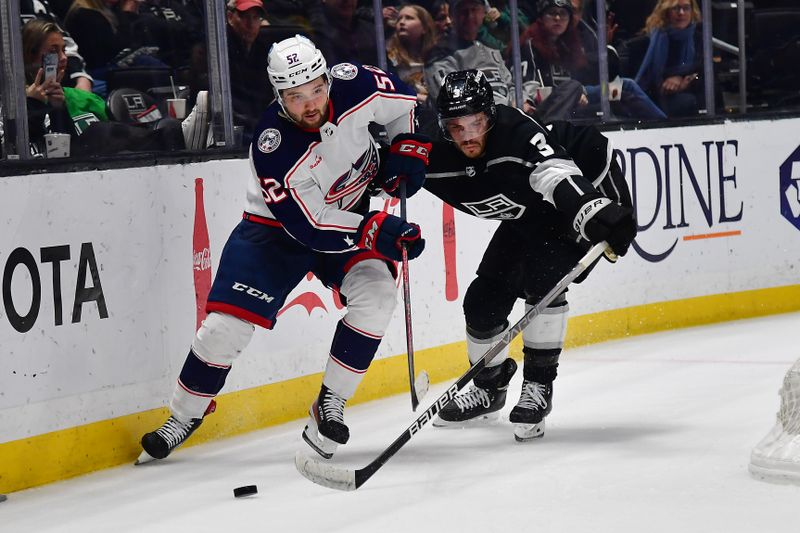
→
(233, 485, 258, 498)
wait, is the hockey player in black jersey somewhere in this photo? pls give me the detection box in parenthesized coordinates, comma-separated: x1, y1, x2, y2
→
(425, 70, 636, 441)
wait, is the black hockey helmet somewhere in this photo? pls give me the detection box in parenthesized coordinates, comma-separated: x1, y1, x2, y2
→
(436, 69, 497, 141)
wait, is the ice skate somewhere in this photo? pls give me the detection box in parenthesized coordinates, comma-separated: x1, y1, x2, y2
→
(136, 400, 216, 464)
(302, 385, 349, 459)
(433, 358, 517, 427)
(510, 380, 552, 442)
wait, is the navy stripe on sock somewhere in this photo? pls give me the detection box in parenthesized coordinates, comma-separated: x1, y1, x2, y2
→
(329, 320, 381, 372)
(178, 349, 232, 396)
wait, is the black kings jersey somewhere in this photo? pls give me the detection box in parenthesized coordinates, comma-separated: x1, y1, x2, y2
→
(424, 105, 603, 230)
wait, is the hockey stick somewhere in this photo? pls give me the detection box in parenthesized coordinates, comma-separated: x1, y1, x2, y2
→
(295, 241, 609, 491)
(399, 182, 429, 411)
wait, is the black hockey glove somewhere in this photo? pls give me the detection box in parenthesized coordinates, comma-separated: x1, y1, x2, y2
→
(357, 211, 425, 262)
(573, 196, 637, 257)
(381, 133, 432, 198)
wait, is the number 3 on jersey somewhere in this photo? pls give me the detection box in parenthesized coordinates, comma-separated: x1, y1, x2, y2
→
(529, 132, 554, 157)
(259, 177, 287, 204)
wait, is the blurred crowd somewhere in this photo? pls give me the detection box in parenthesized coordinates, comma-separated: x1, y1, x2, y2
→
(9, 0, 800, 158)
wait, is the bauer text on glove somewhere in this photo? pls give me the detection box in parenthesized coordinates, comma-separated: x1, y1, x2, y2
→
(573, 196, 637, 256)
(357, 211, 425, 262)
(381, 133, 432, 198)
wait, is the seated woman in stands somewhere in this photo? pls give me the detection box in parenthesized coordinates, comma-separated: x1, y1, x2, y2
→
(386, 4, 441, 135)
(23, 19, 206, 156)
(635, 0, 704, 117)
(518, 0, 665, 121)
(386, 4, 438, 104)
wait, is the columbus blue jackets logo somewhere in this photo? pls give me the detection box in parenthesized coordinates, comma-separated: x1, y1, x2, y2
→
(331, 63, 358, 80)
(257, 128, 281, 153)
(325, 144, 379, 204)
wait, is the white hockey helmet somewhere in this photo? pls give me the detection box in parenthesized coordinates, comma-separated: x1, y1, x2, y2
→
(267, 35, 328, 94)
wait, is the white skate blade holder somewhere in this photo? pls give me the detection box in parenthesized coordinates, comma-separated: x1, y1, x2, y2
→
(134, 450, 158, 465)
(514, 419, 545, 442)
(302, 413, 340, 460)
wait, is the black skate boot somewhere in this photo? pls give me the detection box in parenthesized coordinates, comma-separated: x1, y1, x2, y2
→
(302, 385, 349, 459)
(510, 380, 553, 441)
(433, 358, 517, 427)
(137, 399, 217, 464)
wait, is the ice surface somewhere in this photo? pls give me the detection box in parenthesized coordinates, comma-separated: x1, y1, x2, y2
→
(3, 314, 799, 532)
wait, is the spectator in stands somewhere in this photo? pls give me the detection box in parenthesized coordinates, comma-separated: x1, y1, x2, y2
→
(23, 19, 208, 156)
(518, 0, 665, 120)
(425, 0, 526, 107)
(431, 0, 452, 42)
(225, 0, 273, 143)
(310, 0, 378, 66)
(387, 5, 438, 104)
(21, 0, 93, 91)
(477, 0, 529, 52)
(635, 0, 703, 117)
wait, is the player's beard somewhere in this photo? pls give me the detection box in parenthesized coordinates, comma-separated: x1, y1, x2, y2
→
(457, 135, 486, 158)
(289, 100, 328, 130)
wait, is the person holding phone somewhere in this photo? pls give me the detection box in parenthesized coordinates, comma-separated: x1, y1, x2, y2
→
(20, 0, 94, 91)
(26, 49, 67, 109)
(22, 19, 209, 156)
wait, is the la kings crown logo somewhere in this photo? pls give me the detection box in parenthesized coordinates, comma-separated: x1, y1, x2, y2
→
(463, 194, 526, 220)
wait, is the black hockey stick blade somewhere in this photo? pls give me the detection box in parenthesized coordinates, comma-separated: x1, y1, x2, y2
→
(295, 242, 609, 491)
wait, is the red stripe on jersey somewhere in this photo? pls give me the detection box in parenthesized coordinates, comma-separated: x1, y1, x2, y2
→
(242, 212, 282, 227)
(206, 302, 274, 330)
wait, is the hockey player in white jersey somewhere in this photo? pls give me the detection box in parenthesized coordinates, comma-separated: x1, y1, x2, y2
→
(137, 35, 431, 462)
